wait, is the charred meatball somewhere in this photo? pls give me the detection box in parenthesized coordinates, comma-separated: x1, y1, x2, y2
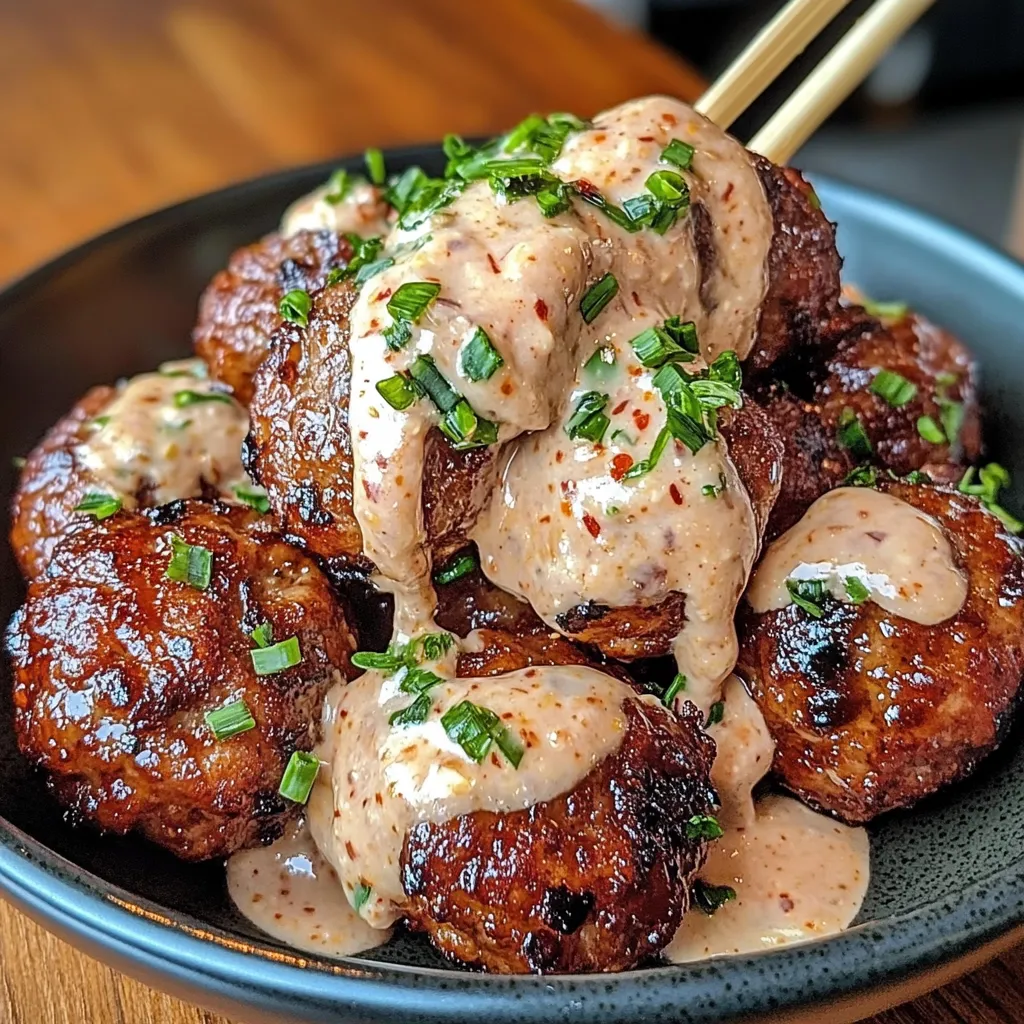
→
(245, 279, 498, 570)
(193, 230, 352, 403)
(400, 633, 717, 973)
(738, 481, 1024, 823)
(5, 501, 356, 860)
(10, 362, 250, 580)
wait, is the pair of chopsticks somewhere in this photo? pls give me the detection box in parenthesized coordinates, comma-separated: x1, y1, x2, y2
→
(694, 0, 937, 165)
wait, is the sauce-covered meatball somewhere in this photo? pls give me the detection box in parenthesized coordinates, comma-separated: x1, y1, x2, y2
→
(5, 501, 357, 860)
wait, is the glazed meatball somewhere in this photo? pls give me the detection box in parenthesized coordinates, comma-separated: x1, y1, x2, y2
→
(245, 279, 498, 570)
(5, 501, 357, 860)
(400, 632, 717, 973)
(737, 481, 1024, 823)
(10, 361, 250, 579)
(193, 230, 352, 403)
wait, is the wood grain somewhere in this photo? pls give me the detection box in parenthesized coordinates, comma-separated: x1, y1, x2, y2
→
(0, 0, 1019, 1021)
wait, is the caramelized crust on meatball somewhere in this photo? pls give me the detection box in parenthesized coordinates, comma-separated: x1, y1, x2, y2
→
(738, 482, 1024, 823)
(245, 280, 498, 569)
(401, 636, 716, 973)
(5, 502, 357, 860)
(193, 230, 352, 403)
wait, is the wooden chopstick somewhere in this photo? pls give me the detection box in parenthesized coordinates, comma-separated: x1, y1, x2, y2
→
(748, 0, 937, 164)
(695, 0, 855, 130)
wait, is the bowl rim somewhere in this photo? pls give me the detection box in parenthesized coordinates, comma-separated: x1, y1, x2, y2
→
(3, 155, 1024, 1023)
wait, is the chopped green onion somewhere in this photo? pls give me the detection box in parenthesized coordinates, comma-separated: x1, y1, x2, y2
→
(419, 632, 455, 661)
(91, 415, 111, 429)
(903, 469, 931, 484)
(441, 700, 524, 768)
(438, 399, 498, 450)
(460, 327, 504, 381)
(786, 578, 825, 618)
(661, 138, 695, 170)
(836, 407, 873, 459)
(205, 700, 256, 741)
(165, 535, 213, 590)
(916, 415, 946, 444)
(382, 319, 412, 351)
(250, 622, 273, 648)
(870, 369, 917, 407)
(279, 289, 311, 328)
(844, 464, 879, 487)
(278, 750, 319, 804)
(324, 168, 350, 205)
(389, 693, 433, 727)
(579, 273, 618, 324)
(376, 373, 421, 411)
(622, 425, 671, 481)
(251, 636, 302, 675)
(663, 315, 699, 353)
(610, 429, 636, 446)
(364, 148, 386, 185)
(565, 391, 609, 443)
(645, 169, 688, 204)
(706, 701, 725, 726)
(354, 255, 394, 285)
(350, 882, 372, 912)
(863, 298, 909, 320)
(234, 484, 271, 514)
(536, 183, 572, 218)
(387, 281, 440, 323)
(326, 234, 384, 287)
(692, 879, 737, 915)
(434, 551, 478, 585)
(173, 389, 234, 408)
(74, 492, 122, 520)
(844, 577, 870, 604)
(938, 397, 964, 449)
(409, 355, 459, 412)
(686, 814, 724, 841)
(630, 324, 690, 368)
(702, 473, 726, 499)
(663, 673, 687, 707)
(958, 463, 1023, 533)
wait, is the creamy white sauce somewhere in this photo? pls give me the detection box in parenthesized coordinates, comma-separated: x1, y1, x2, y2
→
(281, 180, 392, 239)
(227, 815, 390, 958)
(665, 794, 869, 962)
(78, 360, 250, 506)
(747, 487, 967, 625)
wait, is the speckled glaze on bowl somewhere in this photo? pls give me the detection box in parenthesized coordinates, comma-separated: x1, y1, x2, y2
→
(1, 148, 1024, 1024)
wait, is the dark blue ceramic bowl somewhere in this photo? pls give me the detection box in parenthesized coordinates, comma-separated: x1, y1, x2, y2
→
(2, 147, 1024, 1024)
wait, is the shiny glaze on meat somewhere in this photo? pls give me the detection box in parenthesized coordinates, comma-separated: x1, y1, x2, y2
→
(5, 501, 357, 859)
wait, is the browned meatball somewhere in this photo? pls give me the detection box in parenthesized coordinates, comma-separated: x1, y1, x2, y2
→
(245, 279, 498, 570)
(737, 482, 1024, 824)
(10, 364, 250, 580)
(5, 501, 357, 860)
(193, 230, 353, 404)
(401, 634, 717, 973)
(434, 557, 551, 638)
(552, 399, 785, 659)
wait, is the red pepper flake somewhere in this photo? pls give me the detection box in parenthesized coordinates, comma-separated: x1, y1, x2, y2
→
(638, 135, 655, 142)
(722, 182, 735, 202)
(375, 287, 392, 302)
(501, 381, 513, 395)
(593, 133, 607, 143)
(555, 450, 564, 463)
(487, 253, 501, 274)
(662, 112, 678, 126)
(610, 453, 634, 481)
(669, 483, 683, 506)
(539, 515, 551, 524)
(632, 290, 642, 307)
(560, 501, 572, 518)
(629, 365, 643, 378)
(632, 410, 651, 431)
(574, 178, 600, 200)
(612, 399, 628, 415)
(534, 298, 549, 321)
(582, 513, 601, 538)
(345, 841, 356, 860)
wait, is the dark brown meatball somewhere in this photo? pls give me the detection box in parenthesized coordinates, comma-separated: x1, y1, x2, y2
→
(552, 399, 785, 659)
(737, 482, 1024, 824)
(401, 634, 717, 973)
(5, 501, 357, 860)
(193, 230, 352, 404)
(245, 279, 498, 570)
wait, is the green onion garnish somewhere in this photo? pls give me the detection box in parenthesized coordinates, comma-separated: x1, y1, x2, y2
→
(354, 255, 394, 285)
(460, 327, 504, 381)
(250, 622, 273, 648)
(863, 298, 909, 320)
(706, 701, 725, 726)
(645, 169, 688, 204)
(844, 464, 879, 487)
(74, 492, 123, 520)
(234, 485, 271, 514)
(844, 577, 870, 604)
(662, 673, 687, 707)
(958, 463, 1023, 533)
(324, 168, 350, 205)
(376, 373, 421, 411)
(165, 535, 213, 590)
(702, 473, 726, 498)
(438, 399, 498, 450)
(786, 578, 825, 618)
(251, 636, 302, 675)
(279, 289, 311, 328)
(621, 425, 671, 481)
(692, 879, 737, 915)
(326, 234, 384, 287)
(916, 415, 946, 444)
(365, 148, 386, 185)
(630, 320, 697, 368)
(937, 397, 964, 450)
(870, 369, 917, 407)
(172, 390, 234, 408)
(278, 750, 319, 804)
(536, 183, 572, 218)
(441, 700, 524, 768)
(565, 391, 610, 444)
(386, 281, 441, 323)
(661, 138, 695, 170)
(579, 273, 618, 324)
(409, 355, 459, 412)
(686, 814, 724, 840)
(350, 882, 372, 912)
(433, 550, 478, 585)
(205, 700, 256, 741)
(836, 407, 873, 458)
(382, 319, 412, 351)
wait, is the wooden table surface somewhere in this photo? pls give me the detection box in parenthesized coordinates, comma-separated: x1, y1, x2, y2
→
(0, 0, 1022, 1021)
